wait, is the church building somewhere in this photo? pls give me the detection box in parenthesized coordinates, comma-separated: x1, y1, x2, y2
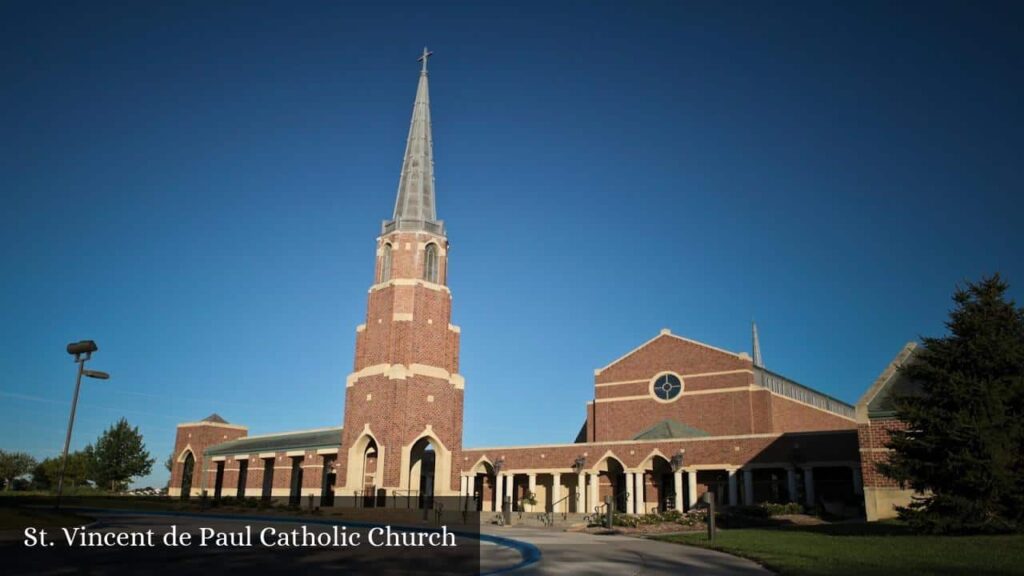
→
(170, 51, 873, 517)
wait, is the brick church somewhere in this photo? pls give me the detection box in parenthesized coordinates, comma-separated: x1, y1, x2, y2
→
(169, 51, 916, 520)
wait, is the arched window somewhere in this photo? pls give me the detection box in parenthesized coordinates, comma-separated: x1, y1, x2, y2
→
(424, 243, 439, 283)
(380, 244, 392, 282)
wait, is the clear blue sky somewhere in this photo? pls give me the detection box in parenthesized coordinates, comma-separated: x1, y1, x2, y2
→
(2, 1, 1021, 489)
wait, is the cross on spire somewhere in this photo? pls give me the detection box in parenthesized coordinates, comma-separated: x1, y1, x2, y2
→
(418, 46, 433, 74)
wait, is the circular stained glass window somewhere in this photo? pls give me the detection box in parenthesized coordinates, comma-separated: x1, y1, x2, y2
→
(652, 373, 683, 401)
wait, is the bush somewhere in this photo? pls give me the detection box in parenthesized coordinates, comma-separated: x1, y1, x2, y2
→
(761, 502, 804, 516)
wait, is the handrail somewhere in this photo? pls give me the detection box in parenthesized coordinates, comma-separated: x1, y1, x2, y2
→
(540, 492, 579, 526)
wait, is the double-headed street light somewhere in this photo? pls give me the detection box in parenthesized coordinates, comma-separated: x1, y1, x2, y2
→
(56, 340, 110, 509)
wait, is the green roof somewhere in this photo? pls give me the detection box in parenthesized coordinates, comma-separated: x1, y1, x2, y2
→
(205, 427, 342, 456)
(633, 419, 709, 440)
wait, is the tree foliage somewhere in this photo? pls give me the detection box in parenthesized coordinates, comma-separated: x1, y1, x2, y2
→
(0, 450, 37, 490)
(91, 418, 155, 492)
(879, 274, 1024, 533)
(31, 449, 94, 490)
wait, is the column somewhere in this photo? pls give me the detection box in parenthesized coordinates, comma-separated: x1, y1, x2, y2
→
(589, 472, 600, 515)
(624, 472, 635, 514)
(527, 473, 537, 510)
(786, 467, 798, 503)
(494, 473, 504, 512)
(673, 470, 684, 512)
(851, 465, 863, 495)
(803, 467, 815, 506)
(728, 469, 738, 506)
(576, 473, 585, 513)
(686, 469, 697, 511)
(551, 473, 562, 513)
(743, 468, 755, 505)
(630, 469, 638, 512)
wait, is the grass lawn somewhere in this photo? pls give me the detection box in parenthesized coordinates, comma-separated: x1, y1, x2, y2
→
(656, 522, 1024, 576)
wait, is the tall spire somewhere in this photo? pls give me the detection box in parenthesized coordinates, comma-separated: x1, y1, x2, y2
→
(752, 321, 764, 368)
(385, 47, 443, 235)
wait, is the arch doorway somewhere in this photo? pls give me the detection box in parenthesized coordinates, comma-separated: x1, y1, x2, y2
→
(180, 452, 195, 500)
(409, 437, 436, 509)
(361, 437, 380, 507)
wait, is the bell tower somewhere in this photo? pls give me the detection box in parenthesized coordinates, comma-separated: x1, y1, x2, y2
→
(338, 48, 464, 499)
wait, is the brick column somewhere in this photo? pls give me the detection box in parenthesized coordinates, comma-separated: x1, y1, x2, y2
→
(727, 469, 738, 506)
(743, 468, 755, 505)
(624, 472, 635, 514)
(673, 470, 684, 512)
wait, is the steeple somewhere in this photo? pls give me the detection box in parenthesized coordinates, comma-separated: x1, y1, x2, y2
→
(384, 47, 443, 236)
(752, 321, 764, 368)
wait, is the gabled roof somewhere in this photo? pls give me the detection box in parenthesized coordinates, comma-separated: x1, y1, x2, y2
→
(856, 342, 923, 421)
(595, 328, 748, 376)
(633, 419, 710, 441)
(205, 426, 343, 457)
(201, 413, 228, 424)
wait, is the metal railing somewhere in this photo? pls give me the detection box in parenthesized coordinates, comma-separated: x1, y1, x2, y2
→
(381, 219, 445, 235)
(391, 489, 420, 509)
(539, 492, 579, 527)
(755, 368, 855, 419)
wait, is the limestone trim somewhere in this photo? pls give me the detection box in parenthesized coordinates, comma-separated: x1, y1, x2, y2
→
(210, 456, 226, 462)
(398, 426, 455, 497)
(594, 329, 747, 376)
(467, 455, 494, 474)
(858, 447, 893, 453)
(233, 454, 249, 460)
(285, 450, 306, 457)
(367, 278, 451, 295)
(177, 445, 195, 463)
(448, 324, 461, 333)
(593, 385, 751, 403)
(356, 324, 366, 333)
(596, 369, 754, 387)
(393, 313, 414, 321)
(854, 342, 918, 422)
(590, 449, 627, 471)
(348, 362, 465, 388)
(638, 448, 674, 469)
(343, 425, 384, 492)
(238, 426, 342, 442)
(258, 452, 276, 459)
(176, 421, 248, 431)
(316, 448, 339, 455)
(463, 430, 862, 452)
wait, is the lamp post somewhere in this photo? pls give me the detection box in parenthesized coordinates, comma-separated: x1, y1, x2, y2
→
(57, 340, 110, 509)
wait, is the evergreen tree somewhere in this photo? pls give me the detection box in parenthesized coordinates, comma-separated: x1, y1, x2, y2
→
(879, 274, 1024, 533)
(91, 418, 155, 492)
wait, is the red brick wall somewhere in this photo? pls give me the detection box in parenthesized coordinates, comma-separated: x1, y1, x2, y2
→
(461, 430, 858, 473)
(769, 394, 857, 433)
(340, 229, 463, 493)
(170, 423, 247, 494)
(858, 417, 908, 489)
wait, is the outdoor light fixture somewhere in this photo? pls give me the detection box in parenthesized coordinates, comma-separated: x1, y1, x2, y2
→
(671, 451, 685, 472)
(493, 457, 505, 474)
(572, 456, 587, 473)
(57, 340, 110, 509)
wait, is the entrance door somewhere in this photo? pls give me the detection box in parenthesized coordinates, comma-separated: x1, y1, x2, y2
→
(180, 453, 195, 500)
(320, 455, 336, 507)
(261, 458, 274, 502)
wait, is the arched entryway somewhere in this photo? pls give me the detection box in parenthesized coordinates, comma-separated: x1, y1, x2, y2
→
(471, 460, 495, 511)
(409, 437, 436, 509)
(595, 455, 627, 512)
(649, 455, 675, 512)
(180, 451, 195, 500)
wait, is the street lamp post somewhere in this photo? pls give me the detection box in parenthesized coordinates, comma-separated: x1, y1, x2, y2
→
(57, 340, 109, 509)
